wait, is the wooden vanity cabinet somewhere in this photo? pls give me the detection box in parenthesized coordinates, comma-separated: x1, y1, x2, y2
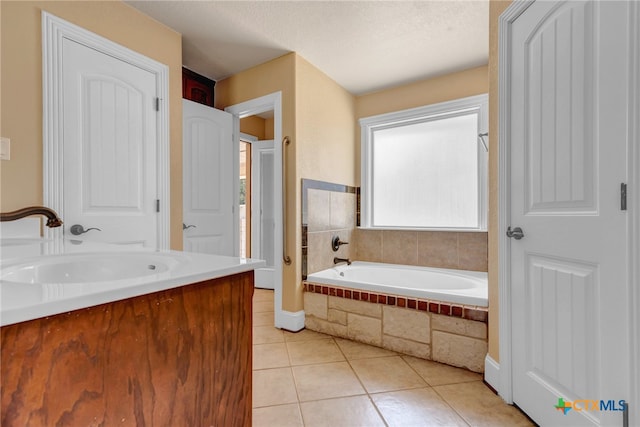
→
(1, 271, 254, 426)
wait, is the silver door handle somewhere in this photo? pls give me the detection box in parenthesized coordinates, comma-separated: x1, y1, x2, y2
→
(183, 223, 196, 230)
(69, 224, 101, 235)
(506, 226, 524, 240)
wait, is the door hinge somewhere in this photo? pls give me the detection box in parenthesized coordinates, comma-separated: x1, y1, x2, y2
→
(621, 183, 627, 211)
(155, 199, 160, 213)
(155, 97, 160, 112)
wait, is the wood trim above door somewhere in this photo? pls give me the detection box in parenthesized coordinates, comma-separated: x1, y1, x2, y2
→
(41, 11, 170, 249)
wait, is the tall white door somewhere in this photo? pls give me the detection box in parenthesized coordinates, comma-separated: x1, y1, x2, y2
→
(508, 1, 631, 425)
(251, 140, 275, 289)
(63, 38, 159, 247)
(182, 99, 235, 255)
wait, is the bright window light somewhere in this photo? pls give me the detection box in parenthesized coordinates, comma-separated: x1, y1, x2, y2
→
(360, 94, 488, 231)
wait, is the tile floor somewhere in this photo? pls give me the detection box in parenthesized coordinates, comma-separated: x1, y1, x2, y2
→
(252, 288, 535, 427)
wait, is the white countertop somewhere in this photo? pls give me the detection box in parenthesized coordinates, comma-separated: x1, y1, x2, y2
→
(0, 238, 265, 326)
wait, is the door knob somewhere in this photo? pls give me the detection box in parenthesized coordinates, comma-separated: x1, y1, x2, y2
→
(69, 224, 102, 235)
(506, 226, 524, 240)
(183, 223, 196, 230)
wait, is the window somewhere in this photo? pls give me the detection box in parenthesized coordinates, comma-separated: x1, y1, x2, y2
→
(360, 94, 488, 231)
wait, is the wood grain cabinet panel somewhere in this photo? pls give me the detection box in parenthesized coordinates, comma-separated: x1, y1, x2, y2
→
(1, 272, 254, 426)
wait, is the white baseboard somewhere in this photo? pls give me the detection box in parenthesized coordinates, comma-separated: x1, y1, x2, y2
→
(484, 355, 500, 392)
(275, 310, 305, 332)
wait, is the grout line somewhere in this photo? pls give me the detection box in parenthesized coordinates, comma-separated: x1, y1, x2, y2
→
(253, 291, 498, 427)
(430, 383, 478, 427)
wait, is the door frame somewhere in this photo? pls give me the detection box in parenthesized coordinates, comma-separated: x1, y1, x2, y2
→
(225, 92, 288, 328)
(497, 1, 640, 420)
(42, 12, 170, 249)
(240, 132, 258, 258)
(248, 138, 275, 265)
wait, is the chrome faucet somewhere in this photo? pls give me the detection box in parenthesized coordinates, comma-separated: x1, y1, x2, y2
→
(0, 206, 63, 228)
(333, 257, 351, 266)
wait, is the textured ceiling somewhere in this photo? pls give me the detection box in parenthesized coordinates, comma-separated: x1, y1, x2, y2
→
(126, 1, 489, 95)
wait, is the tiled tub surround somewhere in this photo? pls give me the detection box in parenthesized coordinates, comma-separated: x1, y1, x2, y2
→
(301, 179, 488, 277)
(301, 179, 357, 278)
(354, 228, 488, 272)
(303, 284, 488, 373)
(301, 179, 489, 372)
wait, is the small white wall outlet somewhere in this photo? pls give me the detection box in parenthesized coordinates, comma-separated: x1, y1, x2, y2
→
(0, 137, 10, 160)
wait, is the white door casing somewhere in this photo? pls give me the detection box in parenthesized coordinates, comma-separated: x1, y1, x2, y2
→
(42, 12, 170, 249)
(182, 99, 234, 256)
(252, 140, 275, 289)
(500, 1, 635, 426)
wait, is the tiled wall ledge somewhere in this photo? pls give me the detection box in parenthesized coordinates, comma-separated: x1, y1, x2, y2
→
(303, 282, 488, 373)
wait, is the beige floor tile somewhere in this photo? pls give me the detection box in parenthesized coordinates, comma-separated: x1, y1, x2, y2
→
(403, 356, 482, 386)
(292, 361, 366, 401)
(252, 403, 304, 427)
(284, 328, 331, 342)
(335, 337, 397, 360)
(371, 387, 469, 427)
(254, 300, 275, 313)
(287, 338, 345, 366)
(254, 343, 290, 370)
(253, 368, 299, 408)
(434, 381, 535, 427)
(350, 356, 427, 393)
(254, 325, 285, 344)
(300, 395, 386, 427)
(253, 311, 275, 327)
(253, 288, 275, 303)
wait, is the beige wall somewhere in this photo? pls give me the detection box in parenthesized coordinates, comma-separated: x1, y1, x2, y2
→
(0, 1, 183, 249)
(216, 54, 356, 315)
(240, 116, 267, 140)
(488, 0, 513, 363)
(295, 56, 356, 310)
(215, 53, 300, 312)
(296, 55, 356, 309)
(296, 56, 356, 187)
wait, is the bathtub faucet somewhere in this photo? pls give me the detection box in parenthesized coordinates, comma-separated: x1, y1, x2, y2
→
(0, 206, 63, 228)
(333, 257, 351, 266)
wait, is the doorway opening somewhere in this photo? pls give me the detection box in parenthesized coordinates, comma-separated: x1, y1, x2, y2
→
(239, 139, 251, 258)
(239, 114, 275, 290)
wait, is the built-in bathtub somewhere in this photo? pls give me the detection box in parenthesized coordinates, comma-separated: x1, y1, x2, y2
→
(303, 261, 489, 372)
(307, 261, 487, 307)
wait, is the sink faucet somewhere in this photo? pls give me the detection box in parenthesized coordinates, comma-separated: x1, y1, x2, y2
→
(0, 206, 63, 228)
(333, 257, 351, 266)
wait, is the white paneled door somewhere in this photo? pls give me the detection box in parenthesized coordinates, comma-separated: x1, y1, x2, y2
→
(508, 1, 631, 425)
(63, 38, 159, 247)
(182, 100, 235, 256)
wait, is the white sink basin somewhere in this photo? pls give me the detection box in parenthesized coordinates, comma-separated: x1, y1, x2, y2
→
(0, 238, 51, 247)
(1, 252, 185, 284)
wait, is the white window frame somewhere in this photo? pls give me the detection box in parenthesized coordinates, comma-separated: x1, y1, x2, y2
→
(360, 94, 488, 231)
